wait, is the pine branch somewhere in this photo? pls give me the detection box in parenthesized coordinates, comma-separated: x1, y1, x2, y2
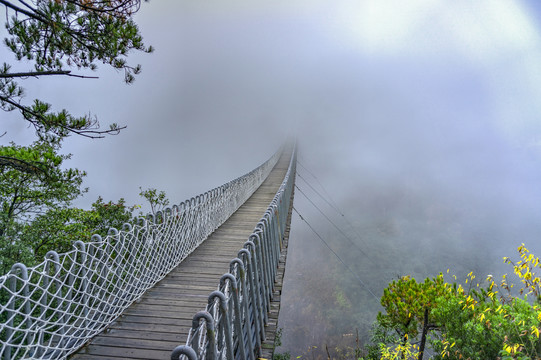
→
(0, 155, 43, 174)
(0, 70, 99, 79)
(16, 0, 37, 13)
(0, 94, 125, 139)
(0, 0, 44, 21)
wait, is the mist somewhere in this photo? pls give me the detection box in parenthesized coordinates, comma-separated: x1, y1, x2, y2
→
(3, 0, 541, 356)
(277, 84, 541, 355)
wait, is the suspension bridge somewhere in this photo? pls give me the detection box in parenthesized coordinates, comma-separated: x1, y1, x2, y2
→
(0, 144, 297, 360)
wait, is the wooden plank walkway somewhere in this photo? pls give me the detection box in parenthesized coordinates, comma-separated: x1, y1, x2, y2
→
(71, 150, 292, 360)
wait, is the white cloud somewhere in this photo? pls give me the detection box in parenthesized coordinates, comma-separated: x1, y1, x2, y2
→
(331, 0, 540, 62)
(329, 0, 439, 55)
(325, 0, 541, 143)
(439, 1, 540, 64)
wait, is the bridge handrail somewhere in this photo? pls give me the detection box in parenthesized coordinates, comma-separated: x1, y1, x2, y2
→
(172, 144, 297, 360)
(0, 148, 283, 360)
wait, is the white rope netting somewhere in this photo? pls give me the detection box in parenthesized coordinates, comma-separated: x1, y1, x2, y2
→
(0, 149, 281, 360)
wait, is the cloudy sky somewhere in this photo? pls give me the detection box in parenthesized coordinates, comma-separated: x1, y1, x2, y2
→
(3, 0, 541, 210)
(5, 0, 541, 352)
(1, 0, 541, 210)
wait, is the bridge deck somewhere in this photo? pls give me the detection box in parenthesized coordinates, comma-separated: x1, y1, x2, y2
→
(71, 151, 291, 360)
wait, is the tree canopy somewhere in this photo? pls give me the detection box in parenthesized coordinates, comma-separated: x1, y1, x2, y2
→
(0, 142, 86, 230)
(139, 187, 169, 216)
(0, 0, 153, 155)
(0, 142, 86, 269)
(0, 1, 157, 274)
(363, 245, 541, 360)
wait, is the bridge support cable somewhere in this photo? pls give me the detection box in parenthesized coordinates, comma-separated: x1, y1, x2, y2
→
(296, 162, 375, 256)
(292, 206, 378, 301)
(297, 158, 343, 213)
(294, 183, 376, 266)
(0, 148, 284, 360)
(172, 145, 297, 360)
(297, 172, 345, 216)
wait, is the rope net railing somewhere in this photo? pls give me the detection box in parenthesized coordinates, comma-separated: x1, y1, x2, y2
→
(0, 148, 282, 360)
(171, 144, 297, 360)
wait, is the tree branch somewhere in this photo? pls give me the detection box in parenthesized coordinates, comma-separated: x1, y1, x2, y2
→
(0, 156, 44, 175)
(0, 94, 125, 138)
(64, 0, 140, 17)
(418, 308, 430, 360)
(0, 70, 99, 79)
(17, 0, 37, 13)
(0, 93, 43, 118)
(0, 0, 43, 21)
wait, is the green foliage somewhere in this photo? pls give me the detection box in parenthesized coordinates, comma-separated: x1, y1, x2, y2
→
(0, 195, 135, 273)
(0, 0, 153, 149)
(139, 187, 169, 216)
(0, 142, 136, 272)
(0, 1, 152, 273)
(21, 207, 98, 261)
(368, 244, 541, 360)
(379, 337, 419, 360)
(432, 293, 539, 360)
(20, 197, 134, 261)
(335, 287, 352, 309)
(272, 353, 292, 360)
(375, 273, 450, 360)
(87, 196, 135, 236)
(4, 0, 151, 77)
(273, 328, 292, 360)
(0, 141, 86, 228)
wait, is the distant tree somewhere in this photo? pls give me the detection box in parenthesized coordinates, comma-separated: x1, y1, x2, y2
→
(0, 141, 86, 271)
(12, 197, 135, 270)
(0, 142, 86, 234)
(0, 0, 153, 163)
(139, 187, 169, 216)
(376, 274, 449, 360)
(365, 246, 541, 360)
(86, 196, 135, 235)
(13, 207, 95, 269)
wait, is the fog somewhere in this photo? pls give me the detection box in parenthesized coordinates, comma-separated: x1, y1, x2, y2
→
(3, 0, 541, 356)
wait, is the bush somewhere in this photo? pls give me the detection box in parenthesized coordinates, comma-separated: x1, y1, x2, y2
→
(368, 244, 541, 360)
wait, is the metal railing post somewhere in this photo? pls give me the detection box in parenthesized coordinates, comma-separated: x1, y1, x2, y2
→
(229, 258, 254, 359)
(208, 291, 234, 359)
(220, 273, 246, 360)
(171, 345, 198, 360)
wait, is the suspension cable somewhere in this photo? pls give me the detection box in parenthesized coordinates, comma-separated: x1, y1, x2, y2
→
(292, 206, 379, 300)
(297, 172, 344, 216)
(294, 184, 376, 266)
(296, 163, 374, 257)
(298, 159, 342, 210)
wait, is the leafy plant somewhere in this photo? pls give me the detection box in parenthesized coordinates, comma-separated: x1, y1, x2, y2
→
(367, 244, 541, 360)
(139, 187, 170, 216)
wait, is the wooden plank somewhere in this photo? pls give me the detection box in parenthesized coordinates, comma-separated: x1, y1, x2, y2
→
(75, 344, 172, 360)
(127, 302, 204, 313)
(107, 321, 189, 334)
(125, 309, 203, 319)
(111, 315, 192, 326)
(136, 298, 211, 307)
(91, 335, 179, 351)
(96, 328, 183, 342)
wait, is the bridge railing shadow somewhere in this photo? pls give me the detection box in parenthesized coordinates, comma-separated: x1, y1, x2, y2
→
(172, 145, 297, 360)
(0, 148, 283, 360)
